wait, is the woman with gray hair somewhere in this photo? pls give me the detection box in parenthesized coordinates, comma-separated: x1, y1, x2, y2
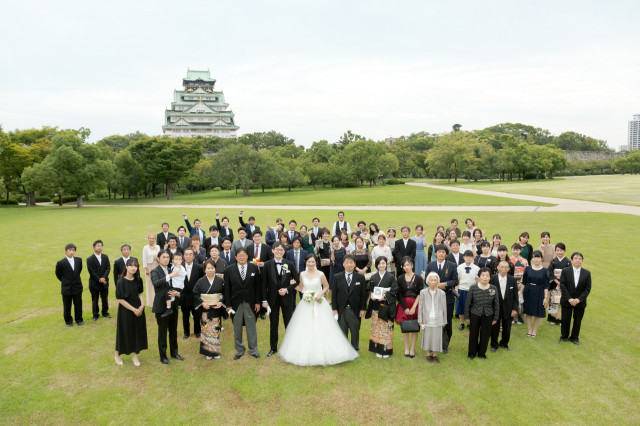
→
(417, 272, 448, 363)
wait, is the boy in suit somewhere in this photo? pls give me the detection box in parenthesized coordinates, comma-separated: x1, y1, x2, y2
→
(112, 244, 136, 283)
(215, 211, 234, 242)
(559, 252, 592, 345)
(55, 243, 84, 326)
(87, 240, 111, 321)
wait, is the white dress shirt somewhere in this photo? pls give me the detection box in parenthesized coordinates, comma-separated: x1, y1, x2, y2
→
(573, 268, 581, 287)
(67, 256, 75, 270)
(499, 274, 507, 299)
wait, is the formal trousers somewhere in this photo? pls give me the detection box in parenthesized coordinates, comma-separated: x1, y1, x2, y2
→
(181, 304, 201, 337)
(270, 298, 293, 351)
(338, 306, 361, 350)
(90, 285, 109, 317)
(155, 303, 179, 359)
(491, 315, 513, 349)
(561, 303, 586, 341)
(62, 293, 83, 325)
(468, 313, 492, 358)
(443, 302, 454, 350)
(233, 302, 259, 356)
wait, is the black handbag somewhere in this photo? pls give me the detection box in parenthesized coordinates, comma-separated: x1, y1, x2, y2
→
(400, 319, 420, 333)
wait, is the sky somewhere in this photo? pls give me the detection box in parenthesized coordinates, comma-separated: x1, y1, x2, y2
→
(1, 0, 639, 149)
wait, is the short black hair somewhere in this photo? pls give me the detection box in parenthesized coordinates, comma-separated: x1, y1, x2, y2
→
(343, 254, 356, 263)
(357, 220, 366, 227)
(161, 222, 169, 227)
(556, 242, 566, 251)
(480, 241, 490, 248)
(238, 227, 247, 234)
(450, 239, 460, 246)
(92, 240, 103, 247)
(541, 231, 550, 238)
(248, 216, 255, 221)
(235, 247, 248, 256)
(157, 249, 171, 258)
(272, 242, 285, 251)
(209, 225, 219, 232)
(221, 237, 232, 244)
(221, 216, 229, 222)
(497, 245, 508, 252)
(289, 219, 297, 225)
(177, 226, 186, 232)
(252, 230, 263, 236)
(435, 244, 449, 253)
(532, 250, 543, 259)
(478, 267, 492, 277)
(463, 250, 474, 257)
(401, 256, 414, 267)
(312, 217, 320, 222)
(374, 256, 388, 269)
(571, 251, 583, 260)
(292, 236, 302, 245)
(120, 244, 131, 251)
(337, 211, 345, 216)
(65, 243, 77, 251)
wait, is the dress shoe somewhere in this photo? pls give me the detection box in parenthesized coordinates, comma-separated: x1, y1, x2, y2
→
(161, 308, 173, 318)
(260, 314, 266, 320)
(432, 356, 440, 364)
(93, 316, 99, 321)
(409, 354, 415, 359)
(376, 353, 383, 358)
(213, 354, 221, 359)
(427, 355, 434, 362)
(161, 358, 170, 364)
(66, 323, 73, 327)
(468, 356, 475, 360)
(571, 339, 580, 345)
(442, 349, 448, 354)
(76, 321, 84, 326)
(183, 334, 189, 340)
(103, 313, 112, 319)
(172, 354, 185, 361)
(251, 353, 260, 359)
(404, 353, 410, 358)
(114, 355, 123, 366)
(132, 358, 140, 367)
(500, 345, 510, 350)
(266, 350, 277, 357)
(234, 353, 244, 360)
(490, 347, 498, 353)
(195, 333, 201, 338)
(458, 323, 465, 331)
(478, 354, 487, 359)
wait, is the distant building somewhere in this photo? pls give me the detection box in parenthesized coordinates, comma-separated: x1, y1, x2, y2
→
(619, 145, 629, 152)
(385, 137, 398, 147)
(162, 69, 239, 138)
(628, 114, 640, 150)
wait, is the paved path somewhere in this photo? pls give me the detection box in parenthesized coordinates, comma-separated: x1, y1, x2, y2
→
(47, 184, 640, 216)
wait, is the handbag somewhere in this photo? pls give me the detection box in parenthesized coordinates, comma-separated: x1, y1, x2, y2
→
(401, 319, 420, 333)
(320, 258, 330, 267)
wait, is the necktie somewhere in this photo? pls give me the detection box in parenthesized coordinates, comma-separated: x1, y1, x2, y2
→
(225, 252, 230, 263)
(240, 265, 246, 280)
(255, 245, 259, 258)
(180, 238, 183, 246)
(347, 273, 352, 287)
(438, 264, 442, 273)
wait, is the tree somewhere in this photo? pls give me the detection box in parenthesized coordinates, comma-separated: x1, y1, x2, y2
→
(114, 150, 146, 200)
(452, 123, 462, 132)
(210, 144, 262, 196)
(21, 133, 113, 207)
(543, 144, 568, 179)
(275, 156, 308, 191)
(477, 142, 498, 182)
(379, 153, 399, 182)
(529, 145, 553, 180)
(238, 131, 295, 150)
(427, 131, 474, 182)
(341, 140, 387, 186)
(337, 130, 366, 149)
(553, 131, 610, 152)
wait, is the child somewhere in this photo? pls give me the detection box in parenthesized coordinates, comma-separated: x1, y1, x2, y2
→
(161, 252, 186, 318)
(456, 250, 479, 330)
(510, 243, 528, 325)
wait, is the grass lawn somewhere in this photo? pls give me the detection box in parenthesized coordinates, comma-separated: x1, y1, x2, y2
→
(1, 205, 639, 424)
(82, 184, 552, 207)
(421, 175, 640, 206)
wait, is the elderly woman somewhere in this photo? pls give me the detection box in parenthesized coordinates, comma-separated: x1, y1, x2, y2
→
(189, 236, 207, 264)
(396, 257, 424, 358)
(417, 272, 447, 363)
(465, 267, 499, 359)
(142, 233, 160, 307)
(114, 258, 148, 366)
(193, 259, 227, 360)
(366, 257, 399, 358)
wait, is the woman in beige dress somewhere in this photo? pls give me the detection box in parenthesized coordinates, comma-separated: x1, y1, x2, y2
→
(142, 233, 160, 307)
(417, 272, 448, 363)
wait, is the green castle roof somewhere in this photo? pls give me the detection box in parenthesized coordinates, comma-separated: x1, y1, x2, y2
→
(184, 69, 215, 82)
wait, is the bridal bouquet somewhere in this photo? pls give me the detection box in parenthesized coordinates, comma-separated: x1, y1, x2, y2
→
(303, 292, 322, 304)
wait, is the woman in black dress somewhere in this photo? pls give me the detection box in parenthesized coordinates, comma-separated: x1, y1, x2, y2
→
(314, 228, 332, 284)
(351, 236, 371, 276)
(522, 250, 549, 337)
(193, 260, 227, 360)
(329, 235, 346, 291)
(395, 257, 424, 358)
(114, 258, 148, 366)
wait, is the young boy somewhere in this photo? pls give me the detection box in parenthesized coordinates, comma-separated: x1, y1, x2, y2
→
(55, 243, 84, 326)
(510, 243, 528, 325)
(456, 250, 479, 330)
(161, 252, 186, 318)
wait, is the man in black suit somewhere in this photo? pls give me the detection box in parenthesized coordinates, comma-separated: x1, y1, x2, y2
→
(393, 226, 417, 277)
(112, 244, 137, 283)
(262, 243, 299, 357)
(425, 244, 459, 353)
(220, 238, 236, 266)
(151, 250, 183, 364)
(286, 237, 307, 305)
(224, 248, 263, 360)
(239, 210, 261, 239)
(332, 255, 367, 350)
(176, 226, 191, 252)
(86, 240, 111, 321)
(559, 252, 592, 345)
(156, 222, 174, 250)
(247, 230, 272, 267)
(215, 211, 234, 242)
(55, 243, 84, 326)
(446, 240, 464, 265)
(285, 220, 301, 243)
(490, 260, 519, 351)
(309, 217, 322, 245)
(182, 213, 206, 244)
(180, 248, 205, 340)
(204, 226, 221, 255)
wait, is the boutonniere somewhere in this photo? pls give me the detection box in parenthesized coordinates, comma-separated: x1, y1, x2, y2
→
(251, 273, 255, 277)
(355, 282, 361, 286)
(489, 289, 496, 296)
(282, 264, 289, 272)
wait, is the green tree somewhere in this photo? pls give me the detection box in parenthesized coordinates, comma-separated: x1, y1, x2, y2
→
(337, 130, 366, 150)
(114, 150, 146, 200)
(379, 153, 399, 182)
(452, 123, 462, 132)
(427, 131, 474, 182)
(341, 140, 387, 186)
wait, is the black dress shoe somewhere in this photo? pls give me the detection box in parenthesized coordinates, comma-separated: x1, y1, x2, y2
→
(478, 354, 487, 359)
(432, 356, 440, 363)
(172, 354, 184, 361)
(195, 333, 201, 338)
(442, 349, 448, 354)
(404, 354, 410, 358)
(500, 345, 510, 350)
(161, 358, 170, 364)
(468, 356, 475, 360)
(234, 353, 244, 360)
(76, 321, 84, 326)
(266, 350, 277, 357)
(490, 347, 498, 352)
(260, 314, 266, 320)
(458, 323, 465, 331)
(558, 337, 569, 343)
(251, 353, 260, 359)
(65, 323, 73, 327)
(92, 316, 99, 321)
(183, 334, 189, 340)
(571, 339, 580, 345)
(160, 308, 173, 318)
(103, 313, 112, 319)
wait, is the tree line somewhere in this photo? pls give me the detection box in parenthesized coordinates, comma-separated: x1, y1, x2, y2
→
(1, 122, 637, 207)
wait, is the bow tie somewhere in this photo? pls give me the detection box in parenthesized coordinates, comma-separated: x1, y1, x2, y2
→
(465, 267, 471, 273)
(275, 262, 282, 265)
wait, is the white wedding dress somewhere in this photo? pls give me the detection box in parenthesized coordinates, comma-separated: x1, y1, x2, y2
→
(279, 273, 359, 366)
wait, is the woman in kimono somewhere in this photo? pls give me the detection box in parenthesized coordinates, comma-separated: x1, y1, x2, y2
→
(366, 257, 399, 358)
(193, 259, 227, 360)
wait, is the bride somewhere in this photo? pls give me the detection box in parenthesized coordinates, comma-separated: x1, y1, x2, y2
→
(279, 254, 359, 366)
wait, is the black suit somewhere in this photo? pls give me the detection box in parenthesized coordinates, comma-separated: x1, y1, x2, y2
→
(446, 252, 464, 266)
(156, 232, 175, 250)
(113, 256, 137, 284)
(425, 260, 459, 350)
(332, 270, 367, 350)
(490, 273, 519, 349)
(393, 239, 417, 276)
(224, 262, 262, 356)
(309, 227, 322, 245)
(216, 218, 234, 242)
(239, 216, 261, 239)
(87, 254, 111, 318)
(151, 265, 181, 360)
(176, 236, 191, 252)
(560, 267, 592, 341)
(262, 258, 298, 351)
(181, 262, 205, 337)
(247, 243, 273, 264)
(204, 236, 222, 254)
(55, 257, 83, 324)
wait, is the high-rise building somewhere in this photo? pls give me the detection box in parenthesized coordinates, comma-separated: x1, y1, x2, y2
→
(628, 114, 640, 150)
(162, 69, 239, 138)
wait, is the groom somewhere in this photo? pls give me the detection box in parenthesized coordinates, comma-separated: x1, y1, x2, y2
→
(262, 242, 299, 357)
(332, 255, 367, 350)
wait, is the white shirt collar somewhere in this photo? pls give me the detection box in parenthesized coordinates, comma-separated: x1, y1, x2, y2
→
(122, 256, 130, 262)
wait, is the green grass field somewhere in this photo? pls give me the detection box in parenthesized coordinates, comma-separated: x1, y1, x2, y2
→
(1, 204, 639, 424)
(82, 184, 552, 206)
(423, 175, 640, 206)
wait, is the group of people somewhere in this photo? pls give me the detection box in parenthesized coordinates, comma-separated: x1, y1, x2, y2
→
(55, 212, 592, 367)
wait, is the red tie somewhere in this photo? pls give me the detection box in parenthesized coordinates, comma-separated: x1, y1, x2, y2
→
(255, 245, 259, 258)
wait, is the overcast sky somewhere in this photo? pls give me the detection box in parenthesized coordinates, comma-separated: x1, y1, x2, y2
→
(1, 0, 638, 149)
